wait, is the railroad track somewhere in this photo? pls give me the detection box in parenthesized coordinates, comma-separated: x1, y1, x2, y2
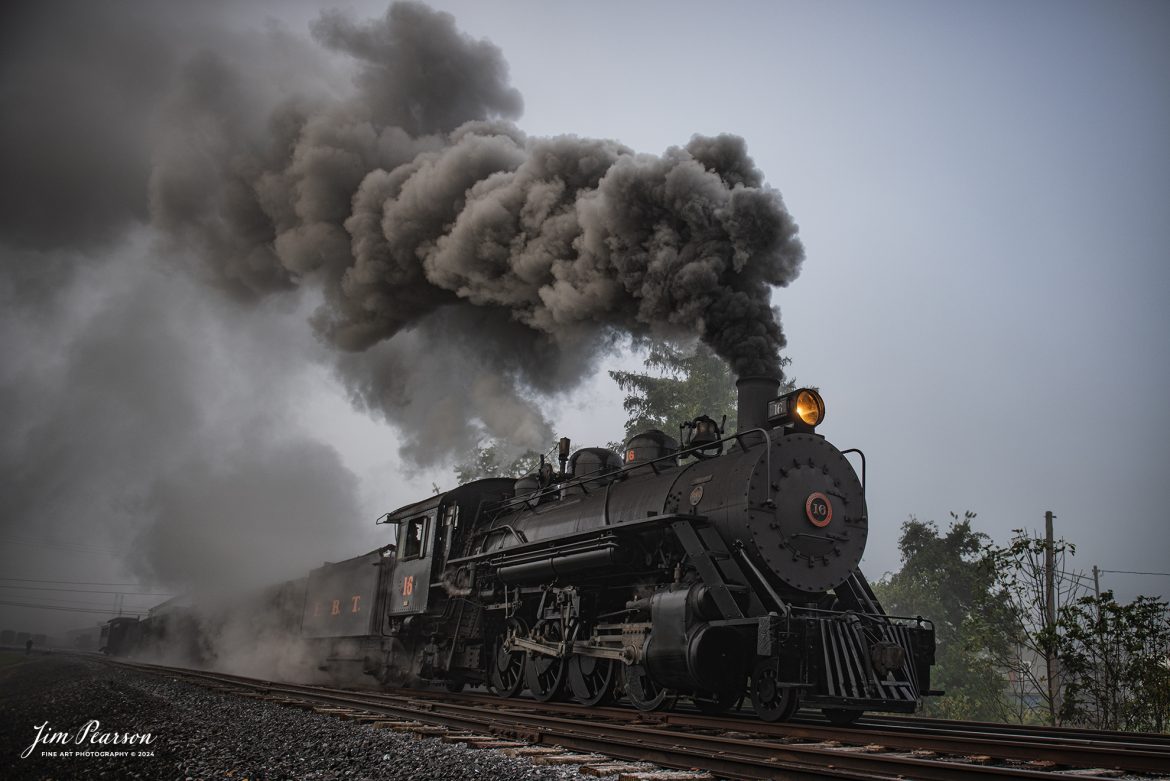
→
(863, 712, 1170, 749)
(107, 659, 1170, 781)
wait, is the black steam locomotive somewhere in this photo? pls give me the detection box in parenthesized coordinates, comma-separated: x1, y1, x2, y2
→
(296, 376, 936, 723)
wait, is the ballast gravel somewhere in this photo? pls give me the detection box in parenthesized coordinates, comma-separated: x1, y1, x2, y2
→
(0, 655, 596, 781)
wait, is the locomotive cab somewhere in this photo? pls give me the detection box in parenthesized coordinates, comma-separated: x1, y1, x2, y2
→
(384, 496, 443, 617)
(373, 478, 516, 687)
(381, 478, 513, 617)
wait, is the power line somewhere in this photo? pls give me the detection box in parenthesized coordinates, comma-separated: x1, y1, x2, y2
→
(1099, 569, 1170, 578)
(0, 577, 162, 587)
(0, 534, 129, 557)
(0, 600, 142, 616)
(0, 594, 154, 610)
(0, 584, 175, 596)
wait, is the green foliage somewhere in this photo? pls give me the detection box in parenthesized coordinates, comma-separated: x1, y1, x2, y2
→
(454, 442, 544, 484)
(609, 342, 736, 439)
(982, 529, 1084, 725)
(609, 341, 792, 440)
(1058, 591, 1170, 732)
(872, 511, 1014, 721)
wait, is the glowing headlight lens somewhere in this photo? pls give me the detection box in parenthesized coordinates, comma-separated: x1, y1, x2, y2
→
(794, 390, 823, 426)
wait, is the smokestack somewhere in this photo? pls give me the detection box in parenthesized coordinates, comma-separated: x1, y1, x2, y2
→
(736, 376, 781, 433)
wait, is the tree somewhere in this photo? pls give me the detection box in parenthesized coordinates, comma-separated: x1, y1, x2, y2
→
(1058, 591, 1170, 732)
(983, 530, 1086, 725)
(454, 442, 544, 484)
(609, 341, 792, 440)
(456, 339, 792, 481)
(871, 512, 1015, 721)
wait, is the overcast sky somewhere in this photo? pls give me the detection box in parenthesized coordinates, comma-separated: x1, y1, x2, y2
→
(2, 0, 1167, 636)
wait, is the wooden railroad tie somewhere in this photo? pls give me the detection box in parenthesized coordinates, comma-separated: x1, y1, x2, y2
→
(530, 753, 608, 766)
(436, 734, 527, 749)
(369, 721, 452, 738)
(579, 763, 658, 777)
(1027, 760, 1059, 770)
(616, 772, 716, 781)
(499, 747, 564, 758)
(282, 700, 319, 711)
(465, 739, 528, 749)
(832, 743, 888, 754)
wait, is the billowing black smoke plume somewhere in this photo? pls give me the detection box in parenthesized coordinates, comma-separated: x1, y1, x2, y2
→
(0, 2, 368, 600)
(0, 1, 804, 610)
(150, 1, 805, 463)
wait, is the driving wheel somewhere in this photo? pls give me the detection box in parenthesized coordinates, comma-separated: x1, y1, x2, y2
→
(524, 620, 567, 702)
(751, 659, 800, 722)
(487, 618, 526, 698)
(567, 655, 616, 706)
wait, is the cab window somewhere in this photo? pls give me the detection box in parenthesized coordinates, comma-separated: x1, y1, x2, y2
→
(401, 515, 428, 559)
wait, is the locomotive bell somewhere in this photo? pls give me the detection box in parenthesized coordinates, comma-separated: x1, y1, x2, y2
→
(689, 415, 721, 446)
(682, 415, 724, 459)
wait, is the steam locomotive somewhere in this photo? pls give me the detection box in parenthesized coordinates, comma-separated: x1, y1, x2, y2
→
(295, 376, 936, 723)
(119, 377, 936, 724)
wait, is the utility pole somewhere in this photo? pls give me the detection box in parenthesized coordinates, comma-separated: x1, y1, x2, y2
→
(1091, 562, 1106, 721)
(1045, 510, 1056, 624)
(1045, 510, 1058, 725)
(1092, 564, 1102, 624)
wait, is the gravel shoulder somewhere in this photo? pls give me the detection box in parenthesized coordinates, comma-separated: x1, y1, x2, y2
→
(0, 654, 582, 781)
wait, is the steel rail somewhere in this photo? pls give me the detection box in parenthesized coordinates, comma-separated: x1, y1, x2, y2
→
(855, 712, 1170, 748)
(646, 710, 1170, 774)
(296, 683, 1170, 766)
(391, 685, 1170, 752)
(105, 660, 1168, 780)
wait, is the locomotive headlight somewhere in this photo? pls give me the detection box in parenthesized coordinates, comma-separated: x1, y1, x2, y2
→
(793, 390, 824, 426)
(767, 388, 826, 431)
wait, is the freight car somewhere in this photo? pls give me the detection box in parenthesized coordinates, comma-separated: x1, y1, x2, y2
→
(302, 377, 937, 723)
(126, 578, 312, 677)
(99, 616, 141, 656)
